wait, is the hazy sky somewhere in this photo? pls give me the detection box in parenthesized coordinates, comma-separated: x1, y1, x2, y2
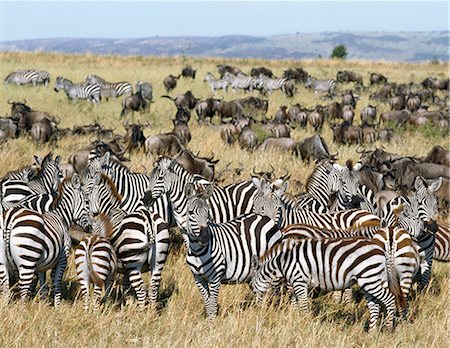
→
(1, 1, 448, 41)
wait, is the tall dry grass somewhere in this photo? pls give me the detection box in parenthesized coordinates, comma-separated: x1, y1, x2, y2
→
(0, 51, 448, 347)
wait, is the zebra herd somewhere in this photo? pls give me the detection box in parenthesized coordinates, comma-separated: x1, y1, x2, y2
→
(0, 149, 447, 331)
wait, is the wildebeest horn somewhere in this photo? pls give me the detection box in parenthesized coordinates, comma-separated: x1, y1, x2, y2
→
(280, 168, 290, 181)
(330, 150, 339, 159)
(53, 115, 61, 124)
(252, 166, 264, 177)
(7, 99, 13, 105)
(356, 146, 365, 154)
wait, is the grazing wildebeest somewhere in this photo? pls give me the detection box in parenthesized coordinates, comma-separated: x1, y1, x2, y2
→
(256, 137, 298, 155)
(308, 106, 326, 132)
(342, 90, 357, 108)
(379, 110, 411, 127)
(238, 125, 258, 150)
(369, 72, 388, 85)
(120, 91, 149, 117)
(251, 67, 275, 78)
(342, 105, 355, 124)
(298, 134, 336, 163)
(370, 84, 393, 101)
(162, 91, 199, 110)
(389, 95, 405, 111)
(422, 145, 450, 167)
(283, 68, 308, 83)
(336, 70, 363, 85)
(421, 77, 449, 90)
(220, 123, 239, 145)
(327, 101, 343, 122)
(30, 118, 54, 144)
(9, 100, 60, 134)
(196, 98, 221, 124)
(163, 74, 178, 93)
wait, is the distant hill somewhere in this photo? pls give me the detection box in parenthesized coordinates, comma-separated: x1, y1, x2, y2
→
(1, 31, 448, 62)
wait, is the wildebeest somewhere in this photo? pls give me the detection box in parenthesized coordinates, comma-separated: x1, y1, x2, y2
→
(274, 106, 289, 123)
(172, 119, 191, 145)
(220, 123, 239, 145)
(163, 74, 178, 93)
(174, 150, 218, 180)
(379, 109, 411, 127)
(369, 72, 388, 85)
(361, 123, 377, 144)
(397, 165, 448, 191)
(389, 95, 405, 111)
(342, 90, 357, 108)
(262, 120, 291, 138)
(0, 117, 18, 140)
(145, 133, 184, 157)
(405, 94, 421, 112)
(162, 91, 199, 110)
(308, 106, 326, 132)
(421, 76, 449, 90)
(217, 100, 244, 121)
(281, 80, 296, 98)
(123, 121, 149, 151)
(196, 98, 221, 124)
(342, 105, 354, 124)
(250, 67, 275, 78)
(179, 65, 197, 79)
(370, 84, 393, 101)
(256, 137, 297, 154)
(70, 123, 114, 138)
(360, 105, 377, 125)
(30, 118, 54, 144)
(238, 125, 258, 150)
(174, 107, 191, 123)
(327, 101, 342, 122)
(9, 100, 60, 134)
(288, 104, 308, 127)
(332, 121, 363, 145)
(120, 91, 149, 117)
(283, 68, 308, 83)
(298, 134, 336, 163)
(422, 145, 450, 167)
(378, 128, 395, 142)
(217, 64, 241, 78)
(237, 96, 269, 116)
(336, 70, 363, 85)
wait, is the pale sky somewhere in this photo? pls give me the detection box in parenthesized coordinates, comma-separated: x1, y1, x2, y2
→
(0, 1, 448, 41)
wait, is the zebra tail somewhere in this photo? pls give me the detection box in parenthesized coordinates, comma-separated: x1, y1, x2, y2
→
(87, 240, 104, 288)
(386, 244, 406, 312)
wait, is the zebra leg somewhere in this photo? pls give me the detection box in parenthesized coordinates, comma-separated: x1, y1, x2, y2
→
(365, 296, 381, 332)
(193, 278, 211, 318)
(291, 281, 308, 311)
(0, 263, 10, 301)
(18, 266, 35, 301)
(342, 288, 354, 304)
(382, 292, 396, 332)
(52, 257, 67, 307)
(418, 256, 433, 291)
(92, 284, 103, 311)
(332, 290, 342, 302)
(37, 272, 49, 301)
(128, 268, 147, 307)
(206, 280, 220, 319)
(148, 229, 170, 306)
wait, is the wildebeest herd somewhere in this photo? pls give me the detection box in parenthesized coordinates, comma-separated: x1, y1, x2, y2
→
(1, 62, 449, 332)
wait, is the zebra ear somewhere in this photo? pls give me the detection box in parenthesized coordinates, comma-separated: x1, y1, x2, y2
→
(204, 184, 214, 199)
(414, 176, 425, 191)
(185, 183, 196, 198)
(94, 172, 102, 185)
(428, 177, 442, 193)
(54, 155, 62, 166)
(33, 155, 43, 166)
(102, 151, 110, 163)
(71, 174, 81, 189)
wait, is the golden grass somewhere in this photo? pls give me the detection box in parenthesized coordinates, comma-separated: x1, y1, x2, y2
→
(0, 51, 449, 347)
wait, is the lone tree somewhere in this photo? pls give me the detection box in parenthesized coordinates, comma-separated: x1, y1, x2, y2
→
(330, 44, 348, 59)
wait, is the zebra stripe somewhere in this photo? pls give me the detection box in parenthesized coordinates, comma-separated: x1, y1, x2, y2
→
(305, 77, 336, 95)
(250, 237, 402, 331)
(185, 184, 281, 319)
(203, 73, 229, 93)
(433, 225, 450, 262)
(258, 76, 288, 94)
(0, 175, 89, 305)
(85, 74, 132, 97)
(4, 69, 40, 86)
(54, 76, 101, 104)
(75, 213, 117, 310)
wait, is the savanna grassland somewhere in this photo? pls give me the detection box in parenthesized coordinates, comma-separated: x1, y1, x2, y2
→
(0, 51, 449, 347)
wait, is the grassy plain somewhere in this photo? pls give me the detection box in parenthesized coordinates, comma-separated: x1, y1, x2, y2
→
(0, 51, 448, 347)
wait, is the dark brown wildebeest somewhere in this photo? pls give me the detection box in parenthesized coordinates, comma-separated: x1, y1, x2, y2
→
(397, 165, 447, 191)
(389, 95, 405, 111)
(163, 74, 178, 93)
(70, 123, 114, 138)
(282, 80, 296, 98)
(342, 90, 357, 108)
(421, 76, 449, 90)
(332, 121, 362, 145)
(378, 128, 395, 142)
(120, 91, 149, 117)
(369, 72, 388, 85)
(123, 121, 149, 151)
(236, 96, 269, 116)
(327, 101, 342, 122)
(274, 106, 289, 123)
(379, 109, 411, 127)
(336, 70, 363, 85)
(162, 91, 199, 110)
(9, 100, 60, 134)
(196, 98, 221, 124)
(262, 120, 291, 138)
(250, 67, 275, 78)
(361, 123, 377, 144)
(172, 119, 191, 145)
(422, 145, 450, 167)
(218, 100, 244, 121)
(217, 64, 241, 78)
(174, 149, 218, 180)
(288, 104, 307, 127)
(298, 134, 336, 163)
(179, 65, 196, 80)
(220, 123, 239, 145)
(360, 105, 377, 125)
(174, 107, 191, 123)
(308, 106, 326, 132)
(405, 93, 421, 112)
(342, 105, 354, 124)
(283, 68, 308, 83)
(369, 84, 393, 101)
(145, 133, 184, 157)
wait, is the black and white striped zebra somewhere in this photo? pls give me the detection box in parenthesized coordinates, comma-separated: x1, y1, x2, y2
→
(258, 76, 289, 95)
(251, 177, 380, 232)
(250, 236, 403, 331)
(433, 225, 450, 262)
(223, 72, 256, 92)
(74, 213, 117, 310)
(0, 153, 61, 210)
(86, 173, 170, 305)
(36, 70, 51, 86)
(4, 69, 40, 86)
(54, 76, 101, 104)
(184, 184, 281, 319)
(305, 76, 336, 96)
(0, 175, 90, 305)
(203, 73, 229, 93)
(85, 74, 133, 97)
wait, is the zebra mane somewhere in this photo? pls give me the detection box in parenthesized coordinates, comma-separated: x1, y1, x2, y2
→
(93, 213, 114, 238)
(305, 162, 331, 192)
(51, 176, 73, 209)
(98, 173, 123, 203)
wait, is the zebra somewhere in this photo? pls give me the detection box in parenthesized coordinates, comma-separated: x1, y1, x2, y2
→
(54, 76, 101, 104)
(305, 76, 336, 96)
(223, 72, 256, 92)
(251, 177, 381, 232)
(250, 236, 404, 332)
(184, 183, 281, 319)
(203, 73, 229, 93)
(0, 175, 90, 305)
(0, 153, 62, 210)
(74, 213, 117, 310)
(85, 74, 133, 97)
(4, 69, 40, 86)
(433, 225, 450, 262)
(35, 70, 51, 86)
(258, 76, 289, 95)
(87, 172, 170, 306)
